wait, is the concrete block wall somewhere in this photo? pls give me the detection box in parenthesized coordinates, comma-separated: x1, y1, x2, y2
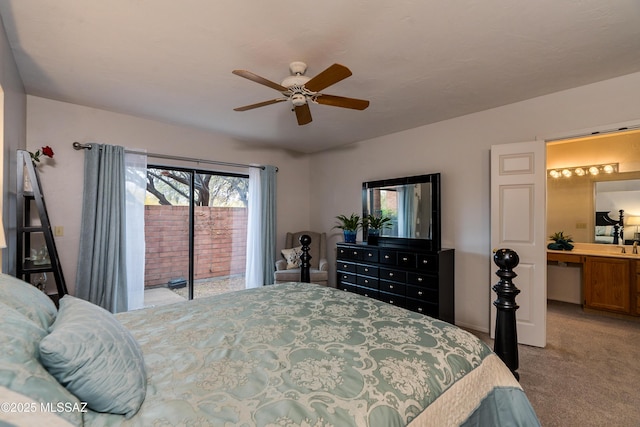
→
(144, 205, 247, 287)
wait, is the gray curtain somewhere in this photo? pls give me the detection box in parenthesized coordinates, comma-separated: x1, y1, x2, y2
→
(398, 185, 416, 238)
(261, 166, 277, 285)
(75, 144, 128, 313)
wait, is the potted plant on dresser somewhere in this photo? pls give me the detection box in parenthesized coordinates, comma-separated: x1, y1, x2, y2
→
(334, 213, 361, 243)
(363, 214, 392, 245)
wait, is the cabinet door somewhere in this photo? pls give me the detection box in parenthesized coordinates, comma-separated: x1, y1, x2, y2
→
(585, 257, 630, 314)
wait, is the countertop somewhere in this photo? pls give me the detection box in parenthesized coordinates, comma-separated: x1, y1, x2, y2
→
(547, 242, 640, 260)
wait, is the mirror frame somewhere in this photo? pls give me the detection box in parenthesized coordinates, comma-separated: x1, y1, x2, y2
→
(362, 173, 441, 251)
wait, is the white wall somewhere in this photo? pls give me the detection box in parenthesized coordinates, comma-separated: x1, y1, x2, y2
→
(309, 71, 640, 332)
(0, 17, 26, 274)
(26, 96, 312, 294)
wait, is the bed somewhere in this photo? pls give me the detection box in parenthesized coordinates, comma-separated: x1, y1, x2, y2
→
(0, 273, 539, 426)
(595, 210, 624, 244)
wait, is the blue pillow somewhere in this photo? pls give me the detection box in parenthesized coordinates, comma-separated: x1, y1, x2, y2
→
(0, 302, 83, 426)
(39, 295, 147, 418)
(0, 273, 57, 329)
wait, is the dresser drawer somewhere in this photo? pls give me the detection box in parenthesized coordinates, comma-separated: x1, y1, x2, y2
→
(361, 248, 379, 263)
(357, 264, 379, 277)
(337, 261, 356, 274)
(339, 282, 359, 294)
(337, 246, 362, 261)
(398, 252, 417, 268)
(379, 268, 407, 282)
(406, 284, 438, 303)
(338, 272, 357, 285)
(379, 280, 406, 295)
(417, 254, 438, 271)
(379, 250, 397, 265)
(357, 275, 379, 289)
(355, 286, 379, 299)
(407, 272, 438, 289)
(405, 298, 438, 317)
(378, 291, 405, 307)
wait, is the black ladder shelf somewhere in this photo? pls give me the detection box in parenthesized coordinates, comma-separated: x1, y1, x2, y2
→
(16, 150, 67, 300)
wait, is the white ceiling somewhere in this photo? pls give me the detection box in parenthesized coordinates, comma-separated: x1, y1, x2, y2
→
(1, 1, 639, 154)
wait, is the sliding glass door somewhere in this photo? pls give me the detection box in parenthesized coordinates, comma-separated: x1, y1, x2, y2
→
(144, 166, 248, 300)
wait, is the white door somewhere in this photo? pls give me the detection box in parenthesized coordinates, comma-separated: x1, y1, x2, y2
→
(490, 141, 546, 348)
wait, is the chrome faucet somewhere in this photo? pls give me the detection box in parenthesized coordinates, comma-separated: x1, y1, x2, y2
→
(634, 241, 638, 254)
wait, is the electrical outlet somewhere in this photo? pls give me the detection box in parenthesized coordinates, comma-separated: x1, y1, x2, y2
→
(54, 226, 64, 236)
(576, 222, 587, 229)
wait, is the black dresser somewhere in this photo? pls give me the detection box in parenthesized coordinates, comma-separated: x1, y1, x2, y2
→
(336, 243, 454, 324)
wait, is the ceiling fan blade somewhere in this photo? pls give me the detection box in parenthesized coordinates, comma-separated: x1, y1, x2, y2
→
(232, 70, 288, 92)
(304, 63, 352, 92)
(234, 98, 287, 111)
(295, 104, 312, 125)
(316, 94, 370, 110)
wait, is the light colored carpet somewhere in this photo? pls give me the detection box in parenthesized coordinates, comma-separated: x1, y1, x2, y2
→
(471, 301, 640, 427)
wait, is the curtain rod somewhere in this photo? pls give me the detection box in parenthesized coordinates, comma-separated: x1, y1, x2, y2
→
(72, 142, 270, 170)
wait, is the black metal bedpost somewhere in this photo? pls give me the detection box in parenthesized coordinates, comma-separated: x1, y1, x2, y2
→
(492, 248, 521, 380)
(299, 234, 311, 283)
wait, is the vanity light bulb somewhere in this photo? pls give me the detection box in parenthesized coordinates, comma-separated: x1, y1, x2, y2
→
(588, 166, 599, 175)
(562, 169, 572, 177)
(603, 165, 614, 174)
(549, 170, 560, 178)
(574, 168, 585, 176)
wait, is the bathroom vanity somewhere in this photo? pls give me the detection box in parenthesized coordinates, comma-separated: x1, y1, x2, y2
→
(547, 244, 640, 316)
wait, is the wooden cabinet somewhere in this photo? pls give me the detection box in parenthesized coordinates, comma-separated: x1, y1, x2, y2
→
(631, 261, 640, 316)
(336, 243, 454, 323)
(584, 256, 630, 314)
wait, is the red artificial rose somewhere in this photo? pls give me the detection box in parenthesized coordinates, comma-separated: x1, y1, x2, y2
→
(41, 146, 54, 158)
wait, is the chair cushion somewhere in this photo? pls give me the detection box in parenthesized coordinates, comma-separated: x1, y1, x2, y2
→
(281, 246, 303, 269)
(39, 295, 147, 418)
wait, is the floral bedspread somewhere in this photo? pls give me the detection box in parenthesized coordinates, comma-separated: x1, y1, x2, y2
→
(85, 283, 539, 427)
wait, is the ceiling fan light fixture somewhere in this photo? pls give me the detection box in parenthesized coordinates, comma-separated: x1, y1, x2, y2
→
(281, 74, 311, 88)
(291, 93, 307, 106)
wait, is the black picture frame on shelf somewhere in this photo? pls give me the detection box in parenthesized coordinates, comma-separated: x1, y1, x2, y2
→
(362, 173, 441, 251)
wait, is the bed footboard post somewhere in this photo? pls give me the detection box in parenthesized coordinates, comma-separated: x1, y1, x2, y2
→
(492, 248, 520, 381)
(299, 234, 311, 283)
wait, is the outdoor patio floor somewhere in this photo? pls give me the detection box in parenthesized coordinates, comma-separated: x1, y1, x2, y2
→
(143, 275, 245, 308)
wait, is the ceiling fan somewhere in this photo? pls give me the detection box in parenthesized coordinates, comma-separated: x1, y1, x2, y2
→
(232, 62, 369, 126)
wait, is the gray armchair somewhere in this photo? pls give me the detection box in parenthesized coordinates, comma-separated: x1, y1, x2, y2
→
(274, 231, 328, 285)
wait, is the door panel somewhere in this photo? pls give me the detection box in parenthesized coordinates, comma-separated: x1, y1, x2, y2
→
(491, 141, 546, 348)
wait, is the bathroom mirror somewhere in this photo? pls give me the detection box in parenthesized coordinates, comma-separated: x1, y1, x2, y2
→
(546, 129, 640, 244)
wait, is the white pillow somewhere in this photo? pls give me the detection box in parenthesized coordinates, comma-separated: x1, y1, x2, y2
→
(281, 246, 303, 269)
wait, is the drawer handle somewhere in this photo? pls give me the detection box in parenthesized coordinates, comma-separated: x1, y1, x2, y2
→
(402, 257, 408, 261)
(418, 307, 423, 312)
(364, 293, 369, 297)
(423, 259, 429, 264)
(418, 291, 423, 296)
(353, 251, 358, 255)
(343, 264, 348, 268)
(389, 300, 394, 304)
(368, 253, 374, 257)
(343, 275, 348, 279)
(389, 284, 394, 289)
(418, 277, 423, 282)
(389, 273, 394, 277)
(364, 268, 369, 272)
(364, 279, 369, 283)
(384, 255, 390, 259)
